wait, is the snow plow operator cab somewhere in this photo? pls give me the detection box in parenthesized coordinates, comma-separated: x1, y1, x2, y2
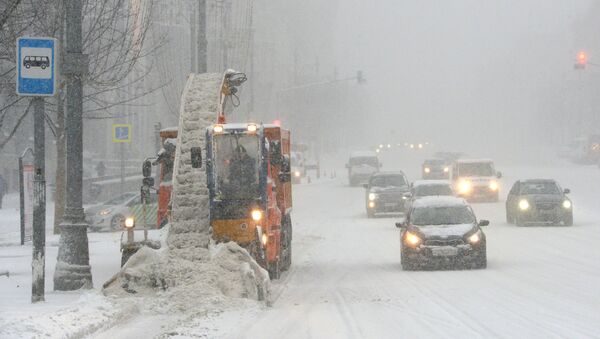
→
(197, 122, 293, 279)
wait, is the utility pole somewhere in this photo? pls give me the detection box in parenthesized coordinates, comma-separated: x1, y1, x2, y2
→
(190, 2, 197, 73)
(197, 0, 207, 73)
(31, 97, 46, 302)
(54, 0, 93, 290)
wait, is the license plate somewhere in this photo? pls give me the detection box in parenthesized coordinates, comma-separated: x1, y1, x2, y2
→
(385, 203, 397, 208)
(432, 247, 458, 257)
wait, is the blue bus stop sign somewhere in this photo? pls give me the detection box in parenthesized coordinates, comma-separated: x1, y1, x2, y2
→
(16, 37, 58, 96)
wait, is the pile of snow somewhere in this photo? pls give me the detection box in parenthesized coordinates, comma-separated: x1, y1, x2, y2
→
(103, 241, 270, 313)
(169, 72, 222, 249)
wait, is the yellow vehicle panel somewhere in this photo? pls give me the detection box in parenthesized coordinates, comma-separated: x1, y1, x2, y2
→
(212, 218, 257, 244)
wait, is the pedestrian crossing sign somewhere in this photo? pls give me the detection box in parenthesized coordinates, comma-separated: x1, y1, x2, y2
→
(112, 124, 131, 143)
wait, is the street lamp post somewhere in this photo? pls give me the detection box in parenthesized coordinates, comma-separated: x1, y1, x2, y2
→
(54, 0, 93, 291)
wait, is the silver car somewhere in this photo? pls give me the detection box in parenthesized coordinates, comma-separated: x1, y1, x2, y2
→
(86, 192, 158, 232)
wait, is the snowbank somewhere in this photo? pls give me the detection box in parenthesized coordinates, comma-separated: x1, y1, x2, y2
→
(103, 241, 270, 308)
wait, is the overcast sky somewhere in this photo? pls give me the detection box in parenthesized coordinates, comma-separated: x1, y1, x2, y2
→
(332, 0, 593, 159)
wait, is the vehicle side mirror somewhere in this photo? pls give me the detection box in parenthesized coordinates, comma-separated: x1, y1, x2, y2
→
(191, 147, 202, 169)
(363, 183, 369, 189)
(496, 171, 502, 179)
(142, 159, 152, 178)
(564, 188, 570, 194)
(478, 220, 490, 227)
(395, 219, 407, 229)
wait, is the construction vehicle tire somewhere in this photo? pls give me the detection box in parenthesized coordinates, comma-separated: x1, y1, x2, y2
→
(268, 259, 281, 280)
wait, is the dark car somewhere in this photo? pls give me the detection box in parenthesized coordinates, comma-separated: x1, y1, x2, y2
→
(364, 171, 409, 218)
(422, 159, 450, 179)
(397, 196, 488, 270)
(506, 179, 573, 226)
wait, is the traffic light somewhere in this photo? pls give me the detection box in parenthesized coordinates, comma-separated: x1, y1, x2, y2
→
(575, 51, 587, 69)
(356, 70, 366, 84)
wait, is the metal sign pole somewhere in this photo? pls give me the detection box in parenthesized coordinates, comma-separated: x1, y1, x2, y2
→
(19, 156, 25, 246)
(32, 97, 46, 303)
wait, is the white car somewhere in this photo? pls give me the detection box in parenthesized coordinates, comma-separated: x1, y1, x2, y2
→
(86, 192, 158, 232)
(452, 159, 502, 202)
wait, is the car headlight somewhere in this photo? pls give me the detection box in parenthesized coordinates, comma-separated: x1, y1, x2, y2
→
(424, 167, 431, 173)
(368, 193, 377, 201)
(562, 200, 572, 209)
(489, 181, 499, 191)
(404, 231, 422, 247)
(99, 208, 111, 216)
(124, 217, 135, 228)
(443, 167, 449, 173)
(368, 201, 375, 208)
(251, 209, 263, 221)
(519, 199, 530, 211)
(468, 230, 482, 244)
(294, 171, 301, 177)
(458, 180, 472, 194)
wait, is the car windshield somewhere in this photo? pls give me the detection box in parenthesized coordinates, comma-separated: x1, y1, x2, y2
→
(458, 162, 495, 177)
(350, 156, 378, 167)
(370, 175, 406, 187)
(414, 185, 454, 197)
(520, 182, 561, 195)
(214, 133, 260, 200)
(104, 192, 137, 205)
(411, 205, 475, 226)
(424, 159, 445, 167)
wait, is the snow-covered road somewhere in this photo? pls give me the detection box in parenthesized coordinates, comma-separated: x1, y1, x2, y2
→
(232, 162, 600, 338)
(2, 160, 600, 338)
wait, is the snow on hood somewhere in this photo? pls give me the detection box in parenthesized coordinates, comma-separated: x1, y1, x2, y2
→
(522, 194, 564, 203)
(413, 223, 475, 238)
(371, 186, 408, 193)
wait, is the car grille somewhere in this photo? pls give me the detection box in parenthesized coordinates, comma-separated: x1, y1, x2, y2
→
(377, 193, 402, 203)
(424, 239, 465, 246)
(535, 202, 559, 210)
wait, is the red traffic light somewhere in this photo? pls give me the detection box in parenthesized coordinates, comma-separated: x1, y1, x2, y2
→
(577, 51, 587, 64)
(575, 51, 587, 69)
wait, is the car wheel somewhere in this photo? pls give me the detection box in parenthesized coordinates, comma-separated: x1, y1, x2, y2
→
(563, 213, 573, 226)
(515, 214, 525, 227)
(25, 64, 30, 69)
(41, 65, 46, 69)
(110, 214, 125, 231)
(472, 249, 487, 269)
(506, 210, 513, 224)
(366, 209, 375, 218)
(401, 250, 417, 270)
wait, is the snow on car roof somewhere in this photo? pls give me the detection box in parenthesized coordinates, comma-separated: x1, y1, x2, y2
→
(373, 171, 405, 176)
(412, 180, 452, 187)
(456, 158, 494, 164)
(521, 179, 556, 183)
(350, 151, 378, 157)
(412, 196, 468, 209)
